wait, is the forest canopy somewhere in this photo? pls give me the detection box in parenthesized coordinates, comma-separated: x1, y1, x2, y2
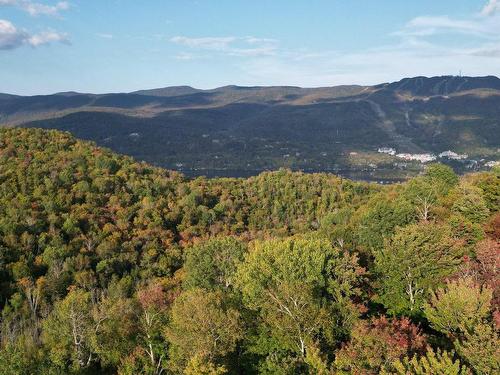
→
(0, 128, 498, 374)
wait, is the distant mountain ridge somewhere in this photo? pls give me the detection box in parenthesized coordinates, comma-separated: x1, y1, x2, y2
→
(1, 75, 499, 178)
(132, 85, 201, 97)
(383, 75, 500, 96)
(3, 75, 500, 100)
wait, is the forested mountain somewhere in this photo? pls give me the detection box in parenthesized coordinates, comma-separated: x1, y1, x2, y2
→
(1, 76, 499, 178)
(0, 128, 498, 374)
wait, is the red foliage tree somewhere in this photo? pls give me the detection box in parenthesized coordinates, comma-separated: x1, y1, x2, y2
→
(485, 213, 500, 241)
(334, 316, 427, 374)
(458, 239, 499, 311)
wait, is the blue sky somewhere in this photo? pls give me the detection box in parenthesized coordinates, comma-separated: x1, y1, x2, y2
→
(1, 0, 500, 95)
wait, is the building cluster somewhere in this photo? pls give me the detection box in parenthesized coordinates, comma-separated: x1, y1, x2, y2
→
(377, 147, 472, 164)
(378, 147, 436, 163)
(438, 150, 468, 160)
(395, 153, 437, 163)
(375, 146, 500, 168)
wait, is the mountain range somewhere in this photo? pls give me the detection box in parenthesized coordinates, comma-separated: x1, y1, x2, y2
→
(1, 75, 499, 179)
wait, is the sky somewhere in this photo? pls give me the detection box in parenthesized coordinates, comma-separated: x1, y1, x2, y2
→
(1, 0, 500, 95)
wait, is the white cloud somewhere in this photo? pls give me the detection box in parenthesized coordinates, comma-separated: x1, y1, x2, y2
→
(230, 7, 500, 87)
(170, 36, 237, 50)
(0, 0, 69, 17)
(245, 37, 278, 44)
(481, 0, 500, 16)
(168, 11, 500, 86)
(226, 46, 278, 57)
(0, 19, 68, 50)
(96, 33, 113, 39)
(174, 52, 200, 60)
(0, 18, 27, 49)
(170, 35, 278, 57)
(466, 42, 500, 57)
(397, 15, 499, 38)
(239, 41, 500, 87)
(408, 16, 482, 33)
(27, 29, 68, 46)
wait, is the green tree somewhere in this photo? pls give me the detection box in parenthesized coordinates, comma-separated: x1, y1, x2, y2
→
(452, 184, 490, 224)
(236, 237, 364, 357)
(41, 288, 95, 371)
(166, 289, 242, 372)
(184, 354, 228, 375)
(391, 348, 471, 375)
(424, 277, 492, 337)
(0, 334, 51, 375)
(473, 169, 500, 211)
(304, 343, 330, 374)
(357, 194, 417, 251)
(455, 323, 500, 375)
(135, 281, 171, 374)
(402, 177, 438, 222)
(374, 223, 464, 316)
(424, 163, 459, 194)
(90, 293, 138, 368)
(183, 236, 246, 291)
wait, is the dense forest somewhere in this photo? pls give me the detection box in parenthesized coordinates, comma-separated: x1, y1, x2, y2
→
(0, 128, 498, 374)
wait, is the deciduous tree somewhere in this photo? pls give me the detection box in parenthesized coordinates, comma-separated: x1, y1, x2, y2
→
(166, 289, 242, 372)
(424, 277, 492, 337)
(375, 223, 464, 316)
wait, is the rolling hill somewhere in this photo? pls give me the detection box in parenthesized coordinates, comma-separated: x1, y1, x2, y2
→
(1, 75, 499, 179)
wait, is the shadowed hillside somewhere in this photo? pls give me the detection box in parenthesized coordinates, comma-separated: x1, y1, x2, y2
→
(1, 76, 499, 178)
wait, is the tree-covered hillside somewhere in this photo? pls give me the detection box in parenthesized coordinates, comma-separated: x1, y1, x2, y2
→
(0, 128, 498, 374)
(1, 76, 499, 178)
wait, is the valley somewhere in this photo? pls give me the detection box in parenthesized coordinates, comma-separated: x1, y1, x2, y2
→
(1, 75, 499, 180)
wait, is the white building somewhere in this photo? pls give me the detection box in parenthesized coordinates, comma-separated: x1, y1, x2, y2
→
(396, 153, 437, 163)
(378, 147, 396, 156)
(485, 161, 500, 168)
(439, 150, 468, 160)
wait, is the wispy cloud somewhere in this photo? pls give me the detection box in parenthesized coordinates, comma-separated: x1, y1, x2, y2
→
(395, 13, 500, 41)
(464, 41, 500, 57)
(400, 16, 487, 36)
(27, 29, 69, 46)
(0, 0, 69, 17)
(0, 19, 68, 50)
(171, 36, 237, 50)
(481, 0, 500, 16)
(96, 33, 113, 40)
(226, 1, 500, 86)
(174, 51, 199, 60)
(240, 43, 500, 87)
(170, 35, 278, 57)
